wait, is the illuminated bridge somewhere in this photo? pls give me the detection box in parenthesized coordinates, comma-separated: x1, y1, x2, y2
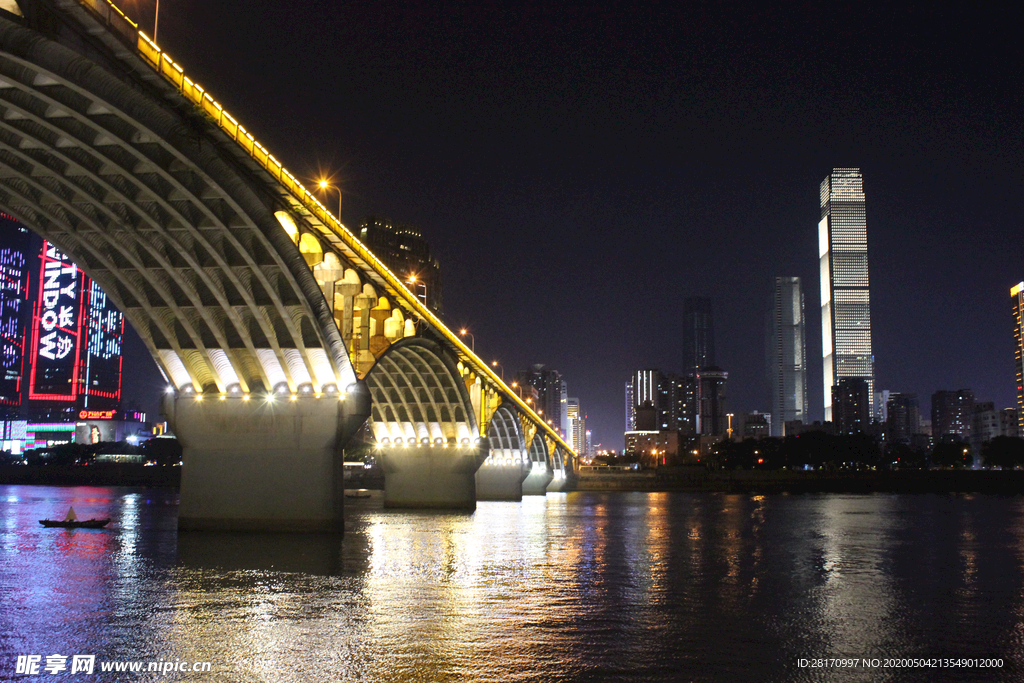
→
(0, 0, 575, 531)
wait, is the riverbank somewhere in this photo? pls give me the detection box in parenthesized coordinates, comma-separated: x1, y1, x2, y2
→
(575, 467, 1024, 494)
(0, 464, 181, 487)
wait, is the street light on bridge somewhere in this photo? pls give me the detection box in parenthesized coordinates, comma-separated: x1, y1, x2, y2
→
(459, 328, 475, 352)
(407, 273, 427, 305)
(491, 360, 503, 380)
(316, 179, 342, 223)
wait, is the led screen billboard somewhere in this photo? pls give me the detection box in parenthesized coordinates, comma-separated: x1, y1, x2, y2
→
(28, 242, 83, 401)
(0, 216, 28, 409)
(81, 279, 123, 407)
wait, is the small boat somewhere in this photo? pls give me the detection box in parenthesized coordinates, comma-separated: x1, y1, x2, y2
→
(39, 506, 110, 529)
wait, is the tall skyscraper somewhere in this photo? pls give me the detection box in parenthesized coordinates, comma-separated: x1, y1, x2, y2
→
(358, 216, 443, 313)
(819, 168, 874, 422)
(683, 297, 715, 375)
(767, 276, 807, 435)
(1013, 281, 1023, 433)
(625, 369, 661, 432)
(514, 364, 563, 430)
(697, 366, 727, 436)
(567, 397, 584, 455)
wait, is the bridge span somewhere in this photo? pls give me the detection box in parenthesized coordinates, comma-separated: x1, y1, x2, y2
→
(0, 0, 576, 530)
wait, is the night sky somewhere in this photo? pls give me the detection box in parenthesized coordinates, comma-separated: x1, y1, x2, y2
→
(118, 1, 1023, 448)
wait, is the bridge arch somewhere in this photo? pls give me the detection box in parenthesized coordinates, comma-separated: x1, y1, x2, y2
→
(485, 403, 525, 460)
(0, 13, 356, 394)
(363, 337, 479, 446)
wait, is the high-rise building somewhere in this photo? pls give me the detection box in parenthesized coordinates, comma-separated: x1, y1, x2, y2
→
(683, 297, 715, 375)
(697, 366, 727, 436)
(624, 380, 634, 432)
(832, 377, 870, 435)
(886, 392, 920, 445)
(0, 216, 29, 416)
(358, 216, 443, 313)
(567, 398, 584, 455)
(970, 403, 1021, 453)
(514, 364, 563, 430)
(625, 369, 661, 432)
(1013, 282, 1023, 433)
(931, 389, 975, 442)
(626, 370, 696, 437)
(819, 168, 874, 422)
(767, 276, 807, 436)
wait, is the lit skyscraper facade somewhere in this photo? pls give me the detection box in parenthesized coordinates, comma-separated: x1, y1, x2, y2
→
(1014, 282, 1023, 433)
(566, 398, 585, 456)
(819, 168, 874, 422)
(767, 276, 807, 435)
(0, 216, 29, 415)
(626, 369, 661, 431)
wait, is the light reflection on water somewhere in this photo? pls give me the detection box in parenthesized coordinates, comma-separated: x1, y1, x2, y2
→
(1, 486, 1024, 681)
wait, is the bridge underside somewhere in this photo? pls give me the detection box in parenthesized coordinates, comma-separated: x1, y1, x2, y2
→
(0, 1, 576, 527)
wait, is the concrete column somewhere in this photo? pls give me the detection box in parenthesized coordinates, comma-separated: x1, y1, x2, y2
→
(546, 468, 570, 492)
(476, 452, 530, 501)
(379, 444, 487, 509)
(522, 462, 554, 495)
(165, 386, 370, 532)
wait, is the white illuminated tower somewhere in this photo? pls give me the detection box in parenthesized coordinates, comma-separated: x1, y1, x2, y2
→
(819, 168, 874, 422)
(768, 276, 807, 435)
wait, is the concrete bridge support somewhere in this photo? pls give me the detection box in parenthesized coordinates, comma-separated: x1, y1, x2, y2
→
(476, 455, 530, 501)
(379, 445, 488, 509)
(546, 469, 570, 493)
(523, 463, 555, 495)
(165, 388, 370, 532)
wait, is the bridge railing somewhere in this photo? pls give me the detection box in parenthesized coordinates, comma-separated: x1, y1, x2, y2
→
(76, 0, 576, 462)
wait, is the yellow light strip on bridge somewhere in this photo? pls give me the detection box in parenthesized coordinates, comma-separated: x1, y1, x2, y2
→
(78, 0, 575, 458)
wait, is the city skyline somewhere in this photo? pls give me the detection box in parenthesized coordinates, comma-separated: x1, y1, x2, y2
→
(99, 1, 1021, 448)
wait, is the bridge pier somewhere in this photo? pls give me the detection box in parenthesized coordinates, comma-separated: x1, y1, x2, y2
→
(547, 469, 571, 493)
(380, 444, 487, 509)
(475, 453, 530, 501)
(522, 463, 555, 495)
(165, 388, 370, 532)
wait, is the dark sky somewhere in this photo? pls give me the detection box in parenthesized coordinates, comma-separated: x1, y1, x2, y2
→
(120, 0, 1023, 448)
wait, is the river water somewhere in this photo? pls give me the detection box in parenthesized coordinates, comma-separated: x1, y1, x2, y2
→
(1, 485, 1023, 682)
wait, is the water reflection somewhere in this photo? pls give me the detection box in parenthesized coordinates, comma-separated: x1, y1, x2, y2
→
(3, 486, 1024, 681)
